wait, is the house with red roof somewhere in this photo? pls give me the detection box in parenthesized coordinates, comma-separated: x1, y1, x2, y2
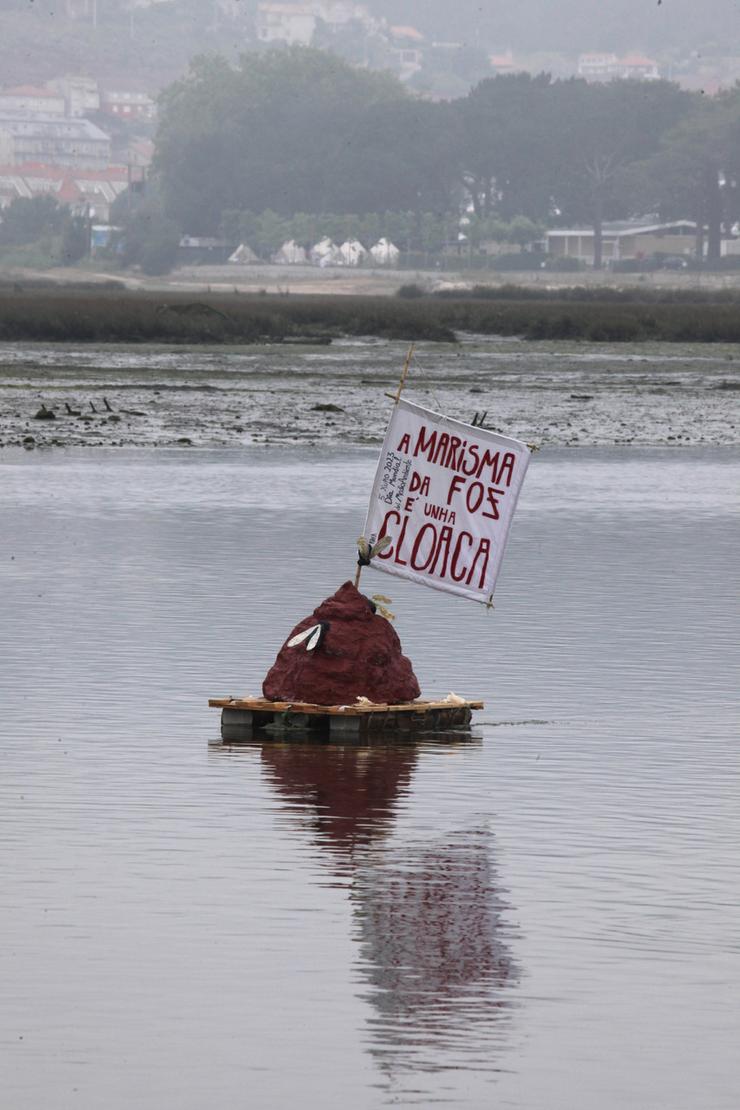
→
(0, 163, 129, 222)
(101, 87, 157, 122)
(577, 52, 660, 82)
(388, 25, 425, 79)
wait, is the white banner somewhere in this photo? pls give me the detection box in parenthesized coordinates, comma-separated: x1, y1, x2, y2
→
(363, 399, 530, 605)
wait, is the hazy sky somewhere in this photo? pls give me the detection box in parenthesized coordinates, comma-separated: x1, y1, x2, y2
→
(1, 0, 738, 93)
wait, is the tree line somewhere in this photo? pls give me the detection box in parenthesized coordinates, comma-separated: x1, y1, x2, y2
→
(150, 48, 740, 269)
(5, 46, 737, 274)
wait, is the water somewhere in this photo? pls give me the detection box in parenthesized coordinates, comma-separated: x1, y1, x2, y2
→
(1, 445, 738, 1109)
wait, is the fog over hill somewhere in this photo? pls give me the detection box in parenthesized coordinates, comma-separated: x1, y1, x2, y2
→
(370, 0, 739, 54)
(0, 0, 737, 89)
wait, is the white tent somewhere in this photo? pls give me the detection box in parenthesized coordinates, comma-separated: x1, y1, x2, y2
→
(369, 238, 400, 266)
(273, 239, 308, 265)
(228, 243, 258, 264)
(338, 238, 368, 266)
(310, 236, 340, 265)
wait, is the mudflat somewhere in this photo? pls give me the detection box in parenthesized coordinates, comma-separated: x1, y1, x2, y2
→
(1, 335, 736, 451)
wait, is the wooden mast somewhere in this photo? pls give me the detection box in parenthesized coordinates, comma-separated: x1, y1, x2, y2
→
(354, 343, 415, 589)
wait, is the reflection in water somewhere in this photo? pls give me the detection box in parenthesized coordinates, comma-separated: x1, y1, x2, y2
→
(259, 740, 420, 865)
(354, 827, 515, 1081)
(223, 736, 517, 1088)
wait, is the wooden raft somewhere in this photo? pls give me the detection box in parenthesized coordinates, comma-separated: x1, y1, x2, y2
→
(209, 695, 484, 741)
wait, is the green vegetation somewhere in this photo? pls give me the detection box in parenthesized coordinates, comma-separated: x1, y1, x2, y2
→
(1, 286, 740, 345)
(0, 196, 92, 271)
(219, 209, 463, 257)
(4, 49, 740, 280)
(151, 51, 740, 271)
(155, 50, 460, 234)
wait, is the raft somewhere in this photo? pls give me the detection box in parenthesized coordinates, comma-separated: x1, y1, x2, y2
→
(209, 695, 483, 742)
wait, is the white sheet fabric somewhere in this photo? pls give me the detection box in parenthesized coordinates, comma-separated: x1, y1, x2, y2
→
(363, 398, 530, 604)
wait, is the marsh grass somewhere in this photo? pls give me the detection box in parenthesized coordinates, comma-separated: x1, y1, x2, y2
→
(0, 286, 739, 343)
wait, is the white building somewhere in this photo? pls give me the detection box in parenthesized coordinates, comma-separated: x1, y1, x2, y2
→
(228, 243, 259, 263)
(388, 25, 425, 80)
(273, 238, 308, 264)
(546, 220, 697, 265)
(0, 86, 66, 116)
(47, 76, 101, 118)
(101, 88, 156, 121)
(256, 4, 319, 44)
(338, 238, 367, 266)
(369, 238, 400, 265)
(256, 2, 375, 45)
(0, 114, 111, 169)
(310, 236, 340, 265)
(577, 52, 660, 82)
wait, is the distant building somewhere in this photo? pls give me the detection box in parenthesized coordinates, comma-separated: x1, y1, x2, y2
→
(273, 239, 308, 264)
(578, 52, 660, 82)
(229, 243, 260, 264)
(0, 162, 129, 221)
(310, 236, 340, 265)
(488, 50, 518, 75)
(177, 235, 230, 263)
(338, 237, 367, 265)
(0, 115, 111, 169)
(619, 53, 660, 80)
(577, 52, 619, 80)
(47, 76, 101, 118)
(256, 3, 321, 44)
(255, 2, 375, 45)
(0, 86, 66, 116)
(388, 25, 425, 80)
(101, 88, 157, 121)
(547, 220, 697, 265)
(369, 238, 399, 265)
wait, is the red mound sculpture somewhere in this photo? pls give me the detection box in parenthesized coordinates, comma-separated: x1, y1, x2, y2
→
(262, 581, 420, 706)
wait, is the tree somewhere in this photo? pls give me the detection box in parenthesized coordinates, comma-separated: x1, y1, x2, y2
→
(111, 176, 180, 274)
(325, 96, 462, 216)
(155, 47, 409, 233)
(549, 78, 692, 268)
(459, 73, 558, 222)
(253, 210, 288, 257)
(630, 88, 740, 261)
(59, 217, 89, 265)
(506, 215, 545, 251)
(0, 195, 67, 246)
(140, 218, 180, 275)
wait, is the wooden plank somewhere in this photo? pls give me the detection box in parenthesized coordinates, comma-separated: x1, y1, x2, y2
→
(209, 696, 484, 716)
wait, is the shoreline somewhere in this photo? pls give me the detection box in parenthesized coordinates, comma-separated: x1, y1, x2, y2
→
(8, 261, 740, 298)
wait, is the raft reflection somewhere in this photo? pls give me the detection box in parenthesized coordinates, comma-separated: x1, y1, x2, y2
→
(224, 735, 517, 1082)
(352, 824, 516, 1082)
(259, 737, 422, 862)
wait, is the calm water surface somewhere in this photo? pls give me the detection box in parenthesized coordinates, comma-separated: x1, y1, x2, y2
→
(1, 446, 738, 1109)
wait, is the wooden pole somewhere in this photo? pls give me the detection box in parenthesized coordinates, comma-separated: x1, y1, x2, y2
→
(384, 342, 415, 404)
(358, 344, 416, 587)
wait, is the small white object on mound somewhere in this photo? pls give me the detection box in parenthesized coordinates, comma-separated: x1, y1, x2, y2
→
(443, 692, 467, 705)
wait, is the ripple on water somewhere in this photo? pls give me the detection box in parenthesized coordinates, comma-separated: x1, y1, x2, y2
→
(1, 446, 738, 1110)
